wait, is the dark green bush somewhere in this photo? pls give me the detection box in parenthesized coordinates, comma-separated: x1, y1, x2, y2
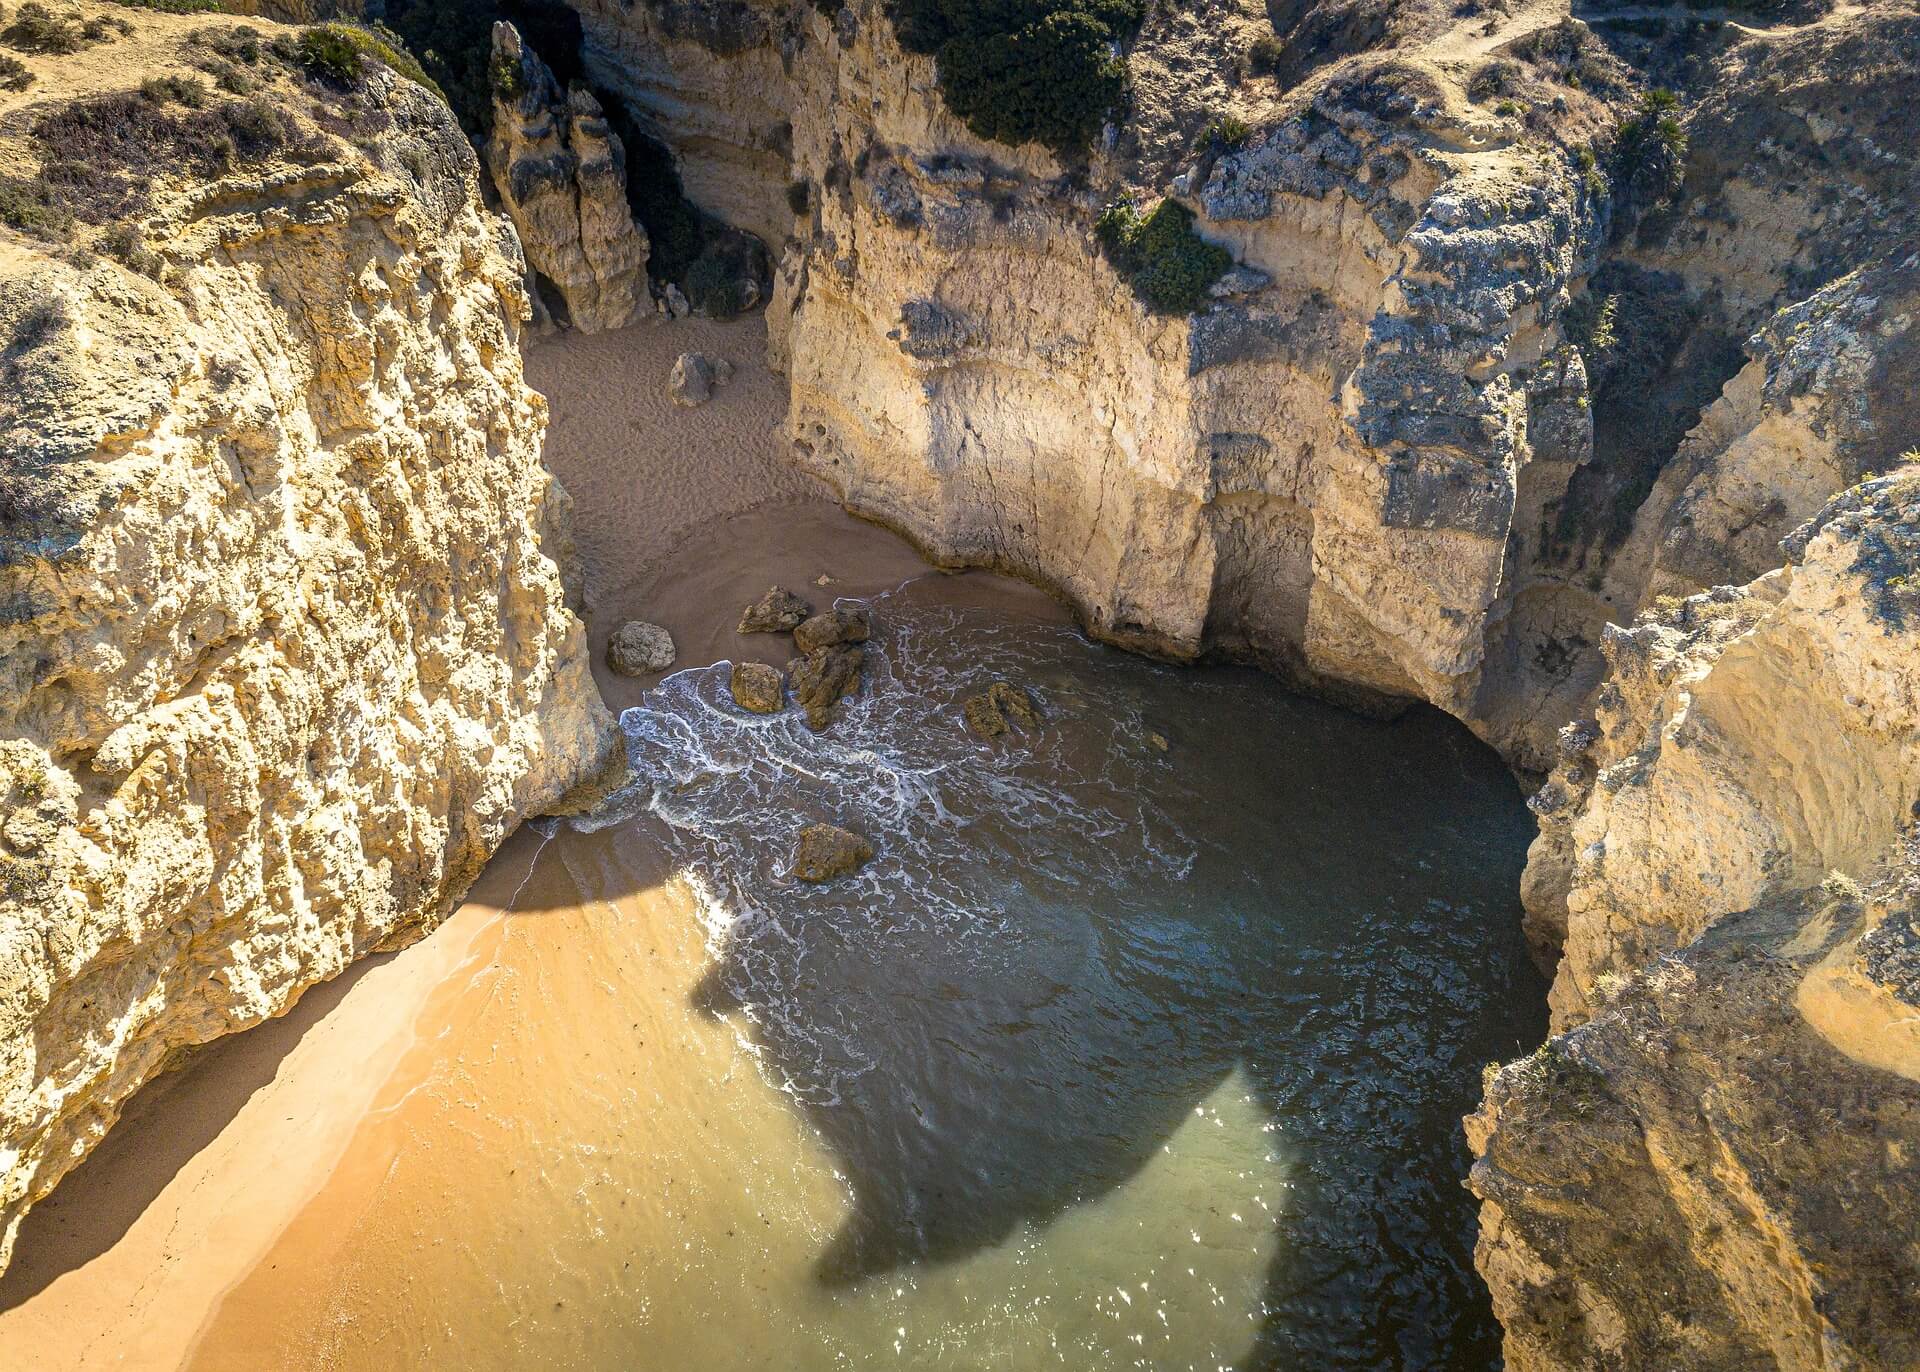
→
(1095, 198, 1232, 314)
(2, 3, 84, 54)
(684, 253, 748, 319)
(141, 74, 208, 107)
(0, 52, 31, 90)
(295, 26, 364, 85)
(0, 172, 71, 241)
(886, 0, 1146, 154)
(1246, 30, 1283, 77)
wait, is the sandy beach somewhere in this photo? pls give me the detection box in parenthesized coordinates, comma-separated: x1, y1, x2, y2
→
(0, 316, 939, 1370)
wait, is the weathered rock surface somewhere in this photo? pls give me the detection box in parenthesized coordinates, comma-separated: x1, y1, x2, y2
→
(606, 620, 676, 675)
(790, 823, 874, 883)
(787, 644, 864, 731)
(0, 25, 615, 1277)
(963, 682, 1041, 740)
(729, 660, 785, 713)
(487, 21, 651, 332)
(792, 605, 870, 654)
(737, 585, 813, 634)
(1471, 472, 1920, 1370)
(668, 350, 734, 407)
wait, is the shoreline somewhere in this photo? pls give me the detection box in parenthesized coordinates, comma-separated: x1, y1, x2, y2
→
(0, 315, 938, 1370)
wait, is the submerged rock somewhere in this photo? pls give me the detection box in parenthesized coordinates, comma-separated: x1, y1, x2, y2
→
(793, 605, 871, 654)
(788, 643, 864, 730)
(738, 585, 813, 634)
(963, 681, 1042, 739)
(790, 823, 873, 883)
(668, 351, 734, 407)
(730, 661, 785, 714)
(607, 621, 676, 675)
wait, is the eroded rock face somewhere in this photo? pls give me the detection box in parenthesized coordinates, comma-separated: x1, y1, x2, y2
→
(0, 63, 615, 1273)
(487, 21, 651, 332)
(1471, 473, 1920, 1369)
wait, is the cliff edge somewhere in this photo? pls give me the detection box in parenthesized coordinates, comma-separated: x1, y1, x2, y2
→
(0, 6, 616, 1273)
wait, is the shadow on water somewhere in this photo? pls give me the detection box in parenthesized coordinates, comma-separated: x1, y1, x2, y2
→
(609, 576, 1548, 1370)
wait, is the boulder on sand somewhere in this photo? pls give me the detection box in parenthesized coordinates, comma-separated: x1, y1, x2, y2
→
(738, 585, 814, 634)
(607, 620, 675, 675)
(791, 823, 874, 883)
(788, 644, 864, 730)
(730, 661, 785, 714)
(668, 351, 734, 407)
(793, 605, 871, 654)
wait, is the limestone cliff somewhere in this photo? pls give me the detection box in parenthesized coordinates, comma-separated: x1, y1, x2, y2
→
(0, 11, 615, 1274)
(1468, 472, 1920, 1367)
(488, 20, 653, 332)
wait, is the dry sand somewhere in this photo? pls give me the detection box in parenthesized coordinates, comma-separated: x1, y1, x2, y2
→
(0, 316, 940, 1370)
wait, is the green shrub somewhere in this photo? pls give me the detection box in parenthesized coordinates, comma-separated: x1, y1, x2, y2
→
(886, 0, 1146, 154)
(98, 220, 159, 274)
(1095, 198, 1232, 314)
(2, 3, 84, 54)
(0, 172, 71, 240)
(108, 0, 229, 13)
(1197, 114, 1250, 151)
(1246, 30, 1283, 77)
(295, 26, 363, 84)
(141, 74, 208, 107)
(684, 253, 748, 319)
(0, 52, 31, 90)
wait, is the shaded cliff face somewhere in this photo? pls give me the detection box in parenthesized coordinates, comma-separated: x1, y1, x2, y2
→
(487, 19, 653, 331)
(1470, 474, 1920, 1369)
(0, 10, 615, 1274)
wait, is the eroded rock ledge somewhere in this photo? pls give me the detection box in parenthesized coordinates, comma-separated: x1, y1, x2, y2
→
(0, 14, 615, 1273)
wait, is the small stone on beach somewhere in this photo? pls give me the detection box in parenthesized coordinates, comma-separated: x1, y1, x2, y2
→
(606, 620, 676, 676)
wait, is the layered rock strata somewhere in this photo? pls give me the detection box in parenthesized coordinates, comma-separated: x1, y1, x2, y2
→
(0, 28, 615, 1274)
(488, 21, 652, 332)
(1470, 473, 1920, 1368)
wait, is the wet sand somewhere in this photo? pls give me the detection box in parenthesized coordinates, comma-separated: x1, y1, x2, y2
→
(0, 317, 947, 1370)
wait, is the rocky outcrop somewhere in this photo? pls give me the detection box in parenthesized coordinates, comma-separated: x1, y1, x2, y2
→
(487, 21, 651, 332)
(790, 822, 873, 883)
(1470, 472, 1920, 1368)
(0, 25, 615, 1275)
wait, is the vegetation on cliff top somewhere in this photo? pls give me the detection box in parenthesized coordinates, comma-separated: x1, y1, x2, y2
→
(1095, 198, 1231, 314)
(886, 0, 1146, 155)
